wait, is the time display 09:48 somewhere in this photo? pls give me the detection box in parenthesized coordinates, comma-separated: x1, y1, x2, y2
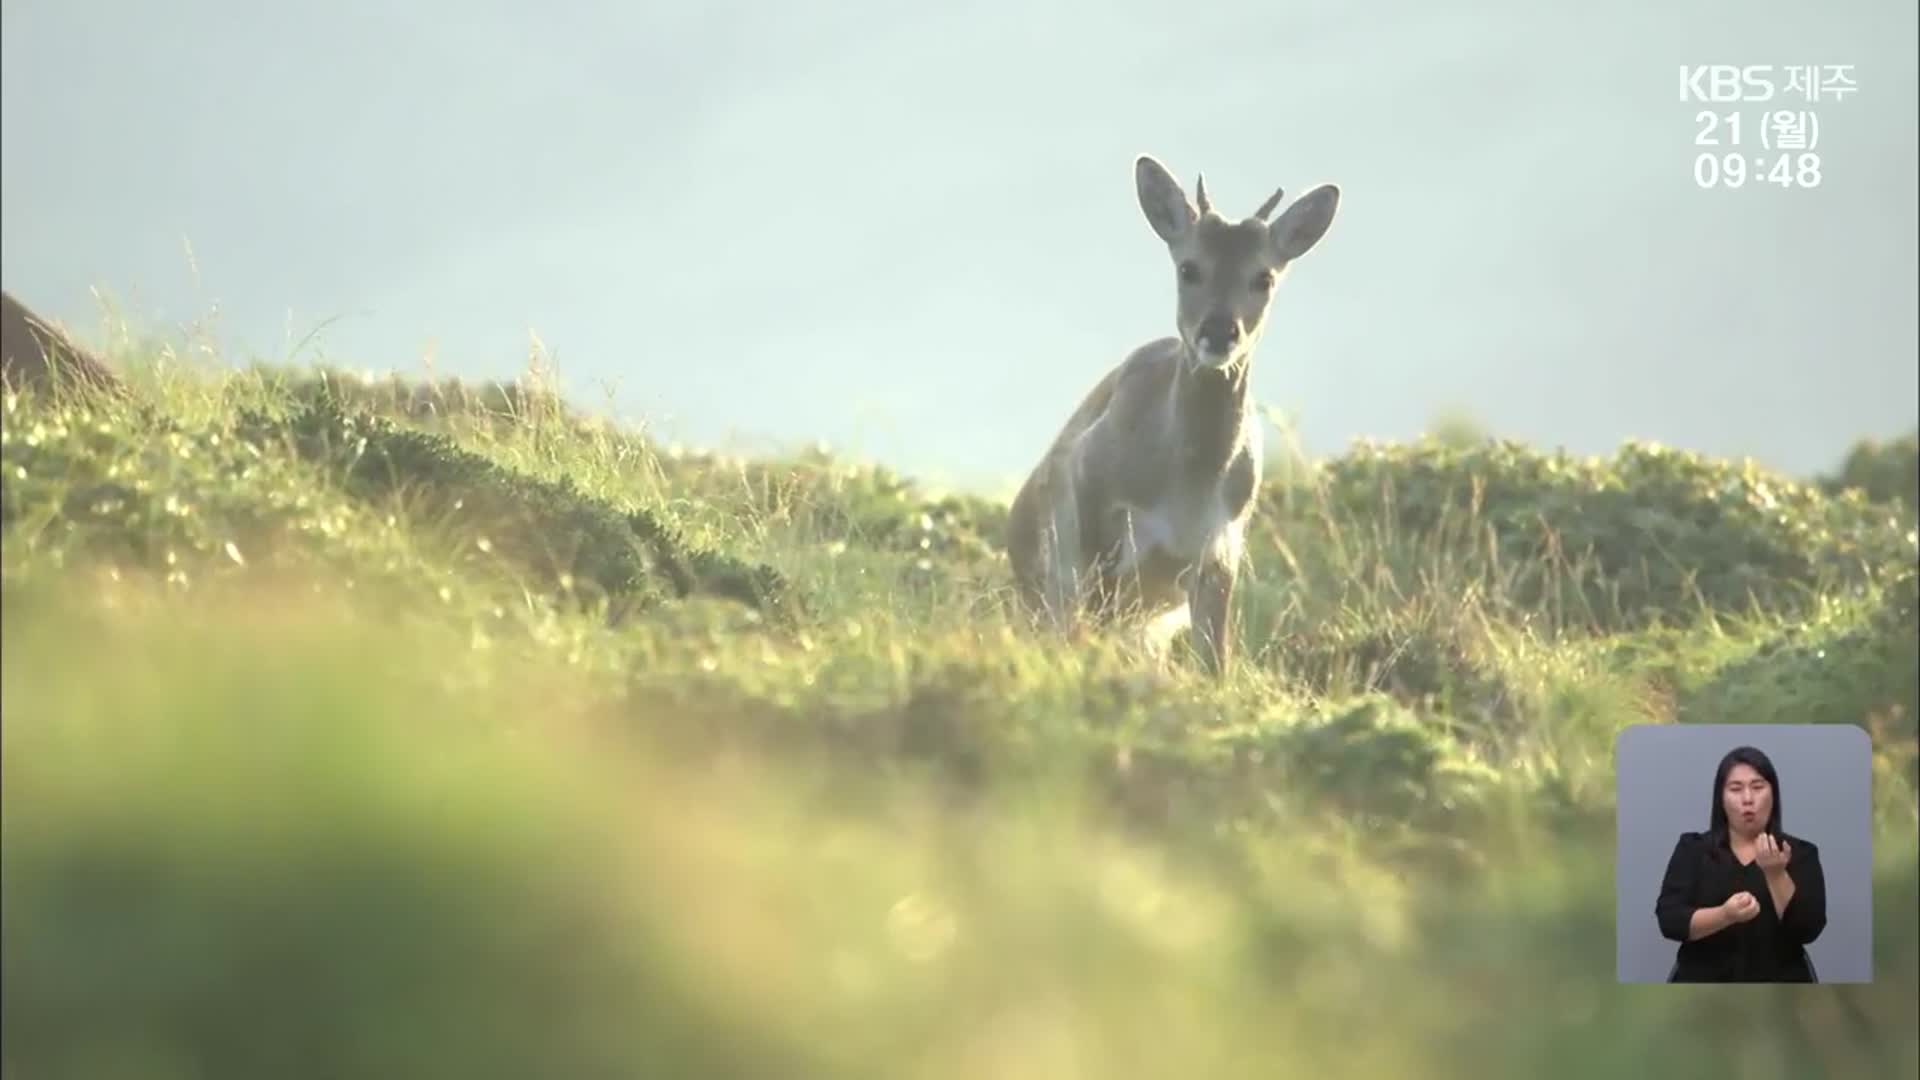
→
(1694, 152, 1822, 189)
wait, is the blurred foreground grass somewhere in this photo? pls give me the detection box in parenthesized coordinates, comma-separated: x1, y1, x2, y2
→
(2, 350, 1917, 1079)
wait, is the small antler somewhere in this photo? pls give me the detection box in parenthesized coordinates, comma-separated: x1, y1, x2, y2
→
(1195, 173, 1212, 216)
(1253, 186, 1286, 222)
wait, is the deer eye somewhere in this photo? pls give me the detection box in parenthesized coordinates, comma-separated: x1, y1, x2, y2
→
(1251, 270, 1275, 292)
(1177, 261, 1203, 286)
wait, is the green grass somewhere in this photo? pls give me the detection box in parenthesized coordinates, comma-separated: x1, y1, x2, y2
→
(3, 350, 1917, 1079)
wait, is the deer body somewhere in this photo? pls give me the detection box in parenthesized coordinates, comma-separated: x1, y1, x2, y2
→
(1005, 155, 1340, 676)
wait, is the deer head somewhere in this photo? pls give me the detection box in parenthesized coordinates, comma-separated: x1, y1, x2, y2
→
(1133, 155, 1340, 372)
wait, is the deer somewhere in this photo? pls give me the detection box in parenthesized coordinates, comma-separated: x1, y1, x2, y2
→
(1004, 154, 1340, 678)
(1, 289, 123, 400)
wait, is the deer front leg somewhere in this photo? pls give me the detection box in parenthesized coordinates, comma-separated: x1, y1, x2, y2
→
(1187, 555, 1236, 678)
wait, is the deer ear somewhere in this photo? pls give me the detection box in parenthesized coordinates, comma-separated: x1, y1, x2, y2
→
(1135, 155, 1196, 245)
(1268, 183, 1340, 261)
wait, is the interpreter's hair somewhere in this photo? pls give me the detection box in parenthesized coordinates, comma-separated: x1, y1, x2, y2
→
(1706, 745, 1784, 859)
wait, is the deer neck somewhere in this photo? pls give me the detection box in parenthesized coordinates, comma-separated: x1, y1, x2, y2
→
(1170, 346, 1251, 479)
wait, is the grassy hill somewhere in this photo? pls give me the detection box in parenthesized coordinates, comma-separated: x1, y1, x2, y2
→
(3, 349, 1917, 1079)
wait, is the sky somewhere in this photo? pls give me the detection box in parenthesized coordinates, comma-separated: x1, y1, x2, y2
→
(3, 0, 1915, 496)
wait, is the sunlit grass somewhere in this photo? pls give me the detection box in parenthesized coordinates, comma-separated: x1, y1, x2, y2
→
(2, 337, 1916, 1079)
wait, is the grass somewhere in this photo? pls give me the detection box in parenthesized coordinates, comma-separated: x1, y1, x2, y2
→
(3, 343, 1917, 1079)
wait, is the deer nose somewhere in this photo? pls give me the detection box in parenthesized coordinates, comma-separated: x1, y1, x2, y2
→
(1196, 315, 1240, 354)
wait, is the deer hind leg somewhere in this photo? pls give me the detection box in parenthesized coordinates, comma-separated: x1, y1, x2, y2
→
(1037, 468, 1089, 637)
(1095, 512, 1185, 663)
(1139, 602, 1193, 667)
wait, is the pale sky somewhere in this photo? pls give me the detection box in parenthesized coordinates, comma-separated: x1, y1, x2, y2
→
(4, 1, 1915, 496)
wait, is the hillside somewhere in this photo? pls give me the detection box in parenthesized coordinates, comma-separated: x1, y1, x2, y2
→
(3, 350, 1917, 1080)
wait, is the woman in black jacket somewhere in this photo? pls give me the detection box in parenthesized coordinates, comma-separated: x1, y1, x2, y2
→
(1654, 745, 1828, 982)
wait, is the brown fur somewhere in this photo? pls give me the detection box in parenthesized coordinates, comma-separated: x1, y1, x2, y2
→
(2, 289, 122, 399)
(1005, 155, 1341, 677)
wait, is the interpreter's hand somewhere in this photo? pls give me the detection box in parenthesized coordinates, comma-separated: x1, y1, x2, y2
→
(1721, 891, 1762, 924)
(1755, 832, 1792, 875)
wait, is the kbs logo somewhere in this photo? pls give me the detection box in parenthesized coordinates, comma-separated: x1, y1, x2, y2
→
(1679, 65, 1775, 102)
